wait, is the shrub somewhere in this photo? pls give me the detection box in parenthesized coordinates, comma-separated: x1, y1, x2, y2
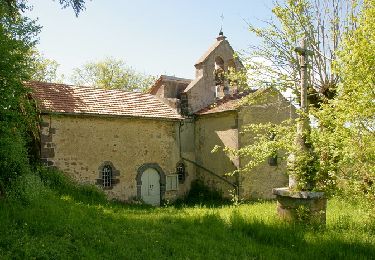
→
(176, 179, 229, 206)
(0, 122, 31, 196)
(37, 166, 107, 205)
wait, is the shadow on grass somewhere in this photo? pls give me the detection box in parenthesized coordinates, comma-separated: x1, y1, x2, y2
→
(1, 186, 375, 259)
(4, 168, 371, 259)
(229, 213, 375, 259)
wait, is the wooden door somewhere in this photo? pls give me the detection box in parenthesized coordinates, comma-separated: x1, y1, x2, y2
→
(141, 168, 160, 206)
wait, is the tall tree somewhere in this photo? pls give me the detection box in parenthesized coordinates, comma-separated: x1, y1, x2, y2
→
(4, 0, 86, 16)
(71, 57, 156, 92)
(0, 1, 40, 193)
(228, 0, 367, 195)
(243, 0, 361, 107)
(317, 0, 375, 205)
(0, 0, 86, 195)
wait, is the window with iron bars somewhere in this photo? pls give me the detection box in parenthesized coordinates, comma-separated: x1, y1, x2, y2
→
(102, 165, 112, 188)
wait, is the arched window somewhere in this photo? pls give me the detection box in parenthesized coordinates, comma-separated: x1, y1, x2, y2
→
(227, 59, 238, 94)
(96, 161, 120, 189)
(215, 56, 224, 70)
(227, 59, 236, 72)
(176, 162, 186, 183)
(102, 165, 113, 188)
(214, 56, 225, 86)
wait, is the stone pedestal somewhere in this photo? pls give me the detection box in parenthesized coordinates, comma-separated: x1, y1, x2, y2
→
(273, 187, 327, 224)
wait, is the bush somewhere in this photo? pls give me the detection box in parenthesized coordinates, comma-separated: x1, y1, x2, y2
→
(176, 179, 229, 206)
(37, 166, 107, 205)
(6, 173, 46, 205)
(0, 122, 31, 196)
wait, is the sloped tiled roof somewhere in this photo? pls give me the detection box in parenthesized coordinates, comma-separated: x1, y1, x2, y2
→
(195, 91, 255, 115)
(27, 81, 182, 120)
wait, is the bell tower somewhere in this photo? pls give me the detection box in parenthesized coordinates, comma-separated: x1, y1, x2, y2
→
(182, 32, 244, 114)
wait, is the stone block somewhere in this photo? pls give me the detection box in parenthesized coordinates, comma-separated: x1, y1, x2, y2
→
(40, 121, 49, 127)
(40, 158, 54, 167)
(41, 147, 55, 158)
(273, 187, 327, 224)
(41, 134, 52, 143)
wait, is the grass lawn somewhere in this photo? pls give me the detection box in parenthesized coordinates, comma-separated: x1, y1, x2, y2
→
(0, 172, 374, 259)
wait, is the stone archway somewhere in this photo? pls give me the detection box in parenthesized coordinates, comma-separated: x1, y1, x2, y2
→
(136, 163, 166, 205)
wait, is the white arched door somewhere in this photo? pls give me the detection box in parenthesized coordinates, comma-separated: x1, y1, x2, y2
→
(141, 168, 160, 206)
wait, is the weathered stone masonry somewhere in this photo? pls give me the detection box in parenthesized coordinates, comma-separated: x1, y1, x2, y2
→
(40, 118, 56, 167)
(30, 33, 294, 204)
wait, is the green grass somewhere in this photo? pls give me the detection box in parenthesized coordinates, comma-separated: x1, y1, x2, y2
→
(0, 170, 374, 259)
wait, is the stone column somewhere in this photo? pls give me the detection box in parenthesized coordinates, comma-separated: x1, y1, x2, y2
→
(289, 38, 313, 189)
(273, 38, 327, 224)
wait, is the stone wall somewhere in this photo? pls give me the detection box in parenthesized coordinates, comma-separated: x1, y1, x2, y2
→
(40, 114, 191, 202)
(185, 40, 242, 113)
(195, 112, 239, 197)
(238, 89, 293, 199)
(38, 90, 294, 202)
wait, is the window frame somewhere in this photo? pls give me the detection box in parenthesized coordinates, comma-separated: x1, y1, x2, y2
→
(102, 164, 113, 188)
(96, 161, 120, 190)
(166, 174, 179, 191)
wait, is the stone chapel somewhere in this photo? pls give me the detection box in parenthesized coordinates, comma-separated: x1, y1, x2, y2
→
(28, 33, 292, 205)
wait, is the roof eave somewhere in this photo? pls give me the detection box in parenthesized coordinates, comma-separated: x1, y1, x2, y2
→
(195, 109, 238, 117)
(40, 111, 183, 122)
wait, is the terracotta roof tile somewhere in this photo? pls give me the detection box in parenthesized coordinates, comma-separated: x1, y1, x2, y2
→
(26, 81, 182, 120)
(195, 90, 255, 115)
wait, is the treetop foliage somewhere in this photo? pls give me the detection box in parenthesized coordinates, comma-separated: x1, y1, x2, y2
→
(71, 57, 156, 92)
(57, 0, 86, 16)
(29, 50, 64, 83)
(242, 0, 362, 108)
(2, 0, 86, 16)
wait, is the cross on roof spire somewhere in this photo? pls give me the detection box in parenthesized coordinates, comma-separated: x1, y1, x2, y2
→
(219, 13, 224, 36)
(217, 13, 226, 41)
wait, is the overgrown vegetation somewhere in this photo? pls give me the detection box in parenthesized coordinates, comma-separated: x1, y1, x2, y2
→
(0, 169, 374, 259)
(317, 0, 375, 208)
(0, 1, 373, 257)
(0, 0, 86, 196)
(223, 0, 374, 209)
(175, 179, 230, 206)
(0, 1, 40, 195)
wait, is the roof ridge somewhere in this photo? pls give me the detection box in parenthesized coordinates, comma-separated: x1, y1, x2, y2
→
(195, 90, 255, 115)
(26, 81, 149, 96)
(27, 81, 182, 120)
(160, 75, 192, 82)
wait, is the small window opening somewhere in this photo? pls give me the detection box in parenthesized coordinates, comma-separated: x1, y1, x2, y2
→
(227, 59, 238, 94)
(214, 56, 225, 86)
(176, 162, 186, 183)
(166, 175, 179, 191)
(102, 165, 113, 188)
(268, 132, 278, 166)
(268, 153, 278, 166)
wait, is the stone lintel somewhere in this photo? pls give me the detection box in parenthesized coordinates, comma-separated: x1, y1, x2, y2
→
(272, 187, 325, 199)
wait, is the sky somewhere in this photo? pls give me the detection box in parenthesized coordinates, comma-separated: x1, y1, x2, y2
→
(26, 0, 275, 82)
